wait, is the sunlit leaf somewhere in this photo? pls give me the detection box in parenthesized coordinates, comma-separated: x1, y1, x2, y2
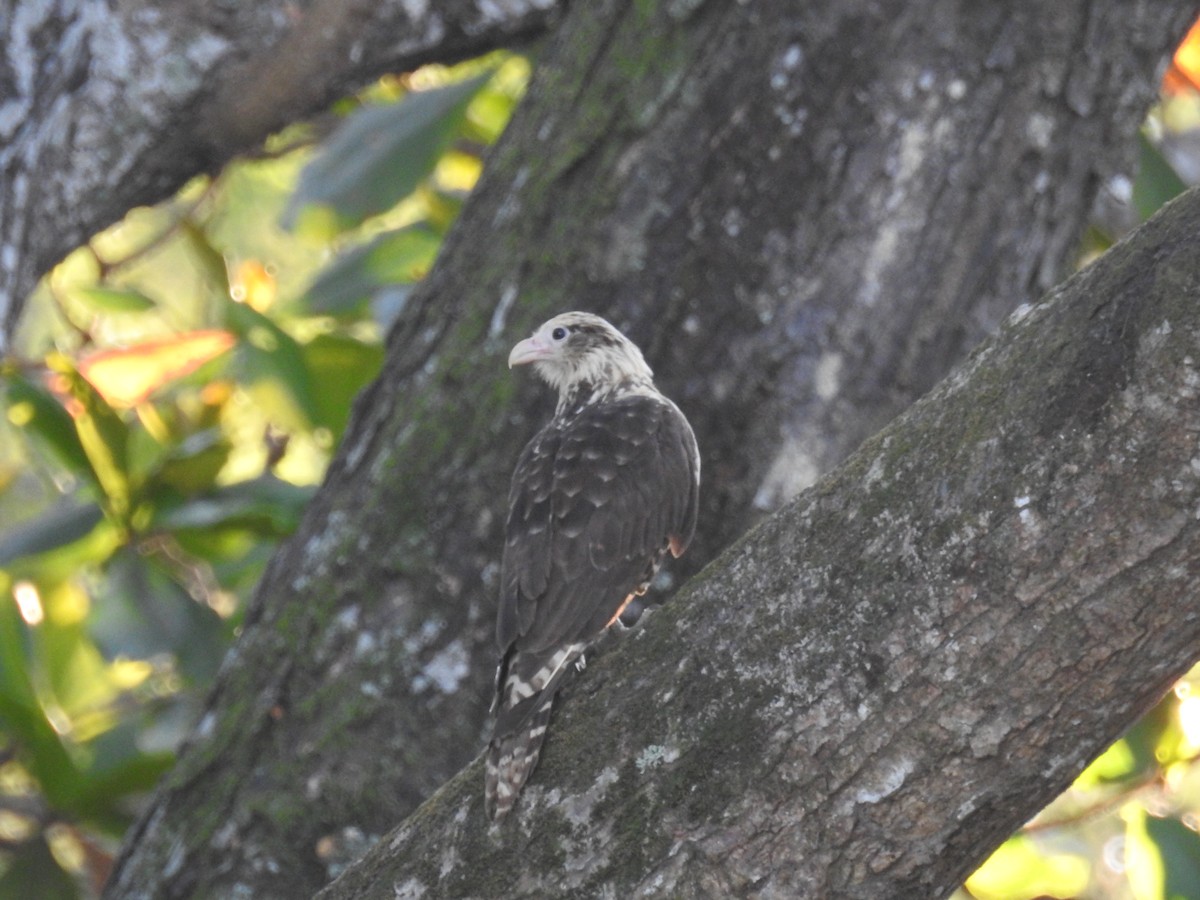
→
(45, 356, 132, 521)
(1074, 736, 1142, 789)
(76, 331, 236, 409)
(300, 226, 441, 316)
(73, 286, 157, 315)
(0, 504, 104, 568)
(964, 834, 1089, 900)
(282, 73, 492, 236)
(434, 150, 483, 193)
(463, 56, 530, 143)
(1179, 689, 1200, 749)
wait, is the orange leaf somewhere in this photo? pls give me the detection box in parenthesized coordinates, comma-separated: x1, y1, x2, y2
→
(76, 330, 236, 407)
(1164, 16, 1200, 95)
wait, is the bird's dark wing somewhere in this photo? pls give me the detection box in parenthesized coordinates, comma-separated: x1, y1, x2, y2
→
(496, 426, 559, 649)
(498, 393, 698, 655)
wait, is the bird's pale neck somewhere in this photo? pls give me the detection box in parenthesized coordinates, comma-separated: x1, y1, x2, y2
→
(541, 344, 656, 417)
(556, 374, 655, 417)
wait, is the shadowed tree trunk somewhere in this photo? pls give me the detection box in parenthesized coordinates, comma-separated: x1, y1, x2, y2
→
(0, 0, 562, 344)
(316, 184, 1200, 899)
(85, 0, 1196, 896)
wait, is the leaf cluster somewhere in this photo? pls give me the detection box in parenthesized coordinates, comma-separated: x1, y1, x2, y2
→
(0, 56, 527, 896)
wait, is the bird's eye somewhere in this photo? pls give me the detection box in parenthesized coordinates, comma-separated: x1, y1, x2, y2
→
(551, 326, 569, 341)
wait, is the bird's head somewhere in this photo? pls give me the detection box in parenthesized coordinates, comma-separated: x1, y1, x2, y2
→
(509, 312, 654, 407)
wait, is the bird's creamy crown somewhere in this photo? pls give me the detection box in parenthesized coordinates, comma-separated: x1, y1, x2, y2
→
(509, 312, 656, 414)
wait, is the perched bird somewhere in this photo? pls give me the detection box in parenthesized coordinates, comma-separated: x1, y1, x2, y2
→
(485, 311, 700, 820)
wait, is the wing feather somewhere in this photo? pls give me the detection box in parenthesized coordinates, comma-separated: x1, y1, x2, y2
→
(498, 393, 698, 655)
(497, 429, 558, 648)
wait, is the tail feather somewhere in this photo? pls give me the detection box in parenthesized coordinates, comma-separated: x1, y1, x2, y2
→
(486, 695, 554, 820)
(486, 642, 585, 820)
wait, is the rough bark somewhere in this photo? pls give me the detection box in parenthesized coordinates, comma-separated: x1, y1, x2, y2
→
(0, 0, 562, 346)
(319, 186, 1200, 899)
(103, 0, 1194, 897)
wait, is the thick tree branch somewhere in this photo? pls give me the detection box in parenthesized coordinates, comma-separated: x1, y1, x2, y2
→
(0, 0, 562, 346)
(321, 187, 1200, 899)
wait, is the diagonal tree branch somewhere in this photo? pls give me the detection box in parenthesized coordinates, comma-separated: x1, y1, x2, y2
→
(319, 188, 1200, 898)
(0, 0, 563, 346)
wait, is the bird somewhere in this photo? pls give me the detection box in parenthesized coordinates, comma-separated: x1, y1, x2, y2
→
(485, 311, 700, 820)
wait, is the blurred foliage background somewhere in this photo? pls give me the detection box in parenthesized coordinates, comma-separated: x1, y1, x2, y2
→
(0, 22, 1199, 900)
(0, 54, 526, 896)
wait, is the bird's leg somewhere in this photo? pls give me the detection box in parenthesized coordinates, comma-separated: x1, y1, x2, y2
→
(605, 592, 638, 629)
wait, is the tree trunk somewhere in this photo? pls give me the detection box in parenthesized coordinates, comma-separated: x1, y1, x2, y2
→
(315, 184, 1200, 899)
(102, 0, 1194, 897)
(0, 0, 562, 344)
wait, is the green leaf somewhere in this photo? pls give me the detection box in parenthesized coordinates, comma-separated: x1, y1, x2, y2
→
(2, 371, 92, 477)
(180, 221, 231, 296)
(302, 334, 384, 437)
(1133, 132, 1188, 222)
(1123, 811, 1200, 900)
(300, 226, 442, 316)
(76, 721, 175, 819)
(1127, 808, 1200, 900)
(153, 429, 231, 494)
(0, 586, 41, 718)
(1152, 817, 1200, 897)
(282, 73, 492, 235)
(91, 547, 230, 683)
(152, 476, 315, 537)
(0, 835, 80, 900)
(44, 356, 133, 521)
(0, 504, 104, 568)
(1125, 695, 1178, 776)
(464, 70, 526, 144)
(73, 286, 157, 314)
(224, 301, 318, 429)
(35, 582, 112, 720)
(0, 593, 85, 809)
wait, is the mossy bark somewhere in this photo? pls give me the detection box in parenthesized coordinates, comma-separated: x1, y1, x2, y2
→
(320, 187, 1200, 899)
(104, 0, 1194, 897)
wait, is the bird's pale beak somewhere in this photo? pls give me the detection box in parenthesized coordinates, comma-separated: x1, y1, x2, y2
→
(508, 334, 553, 368)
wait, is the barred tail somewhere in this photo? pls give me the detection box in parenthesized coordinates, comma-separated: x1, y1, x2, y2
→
(485, 642, 585, 820)
(486, 694, 554, 820)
